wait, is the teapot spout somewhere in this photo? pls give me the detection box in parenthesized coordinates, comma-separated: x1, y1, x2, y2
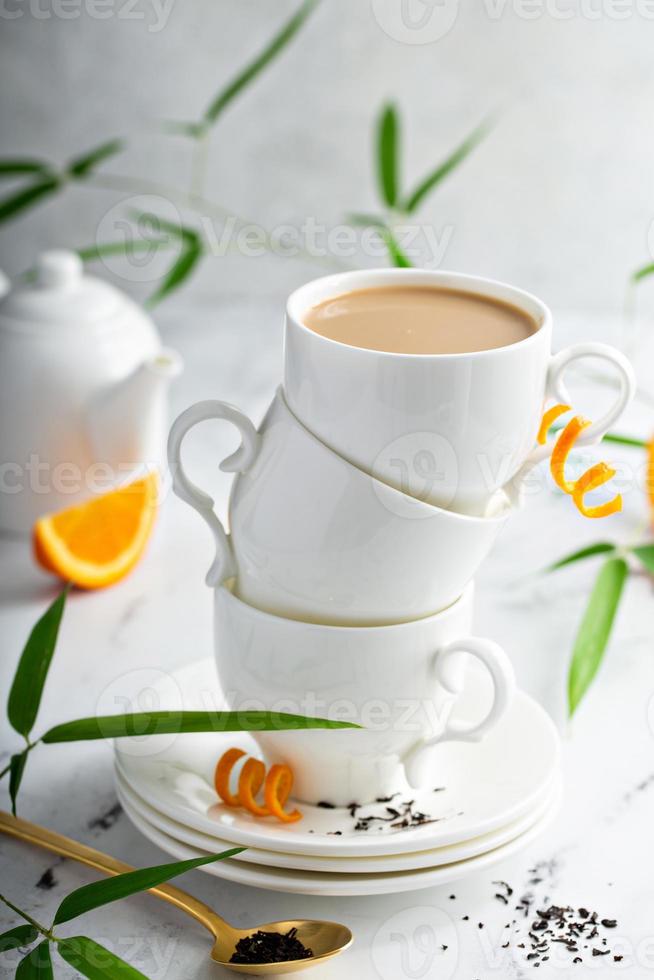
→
(89, 348, 183, 476)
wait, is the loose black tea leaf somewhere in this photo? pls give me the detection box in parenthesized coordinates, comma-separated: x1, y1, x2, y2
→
(230, 927, 313, 965)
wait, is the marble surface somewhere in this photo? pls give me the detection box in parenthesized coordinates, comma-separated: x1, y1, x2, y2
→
(1, 298, 654, 979)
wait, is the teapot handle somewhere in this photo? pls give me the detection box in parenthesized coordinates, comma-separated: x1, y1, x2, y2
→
(167, 401, 261, 587)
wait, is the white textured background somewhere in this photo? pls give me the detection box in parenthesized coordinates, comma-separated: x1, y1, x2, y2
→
(2, 0, 654, 318)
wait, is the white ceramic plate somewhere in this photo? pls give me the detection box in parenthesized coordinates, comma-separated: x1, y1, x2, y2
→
(116, 766, 560, 873)
(120, 785, 562, 896)
(115, 660, 560, 858)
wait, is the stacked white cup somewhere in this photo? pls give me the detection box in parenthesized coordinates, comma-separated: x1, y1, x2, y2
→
(168, 269, 634, 806)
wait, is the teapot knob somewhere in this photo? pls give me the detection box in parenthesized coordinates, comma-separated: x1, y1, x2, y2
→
(36, 250, 83, 289)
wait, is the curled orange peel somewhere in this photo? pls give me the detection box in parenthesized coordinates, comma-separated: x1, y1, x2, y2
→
(538, 404, 620, 519)
(572, 462, 622, 518)
(264, 764, 303, 823)
(550, 414, 592, 494)
(214, 747, 246, 807)
(537, 403, 571, 444)
(214, 749, 302, 823)
(238, 757, 271, 817)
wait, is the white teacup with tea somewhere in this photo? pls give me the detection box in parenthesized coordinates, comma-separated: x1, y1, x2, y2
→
(284, 269, 635, 516)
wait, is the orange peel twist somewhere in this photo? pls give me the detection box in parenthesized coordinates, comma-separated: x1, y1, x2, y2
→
(539, 403, 620, 519)
(214, 749, 302, 823)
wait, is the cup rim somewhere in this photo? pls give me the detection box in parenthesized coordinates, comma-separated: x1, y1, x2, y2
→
(216, 578, 474, 634)
(286, 268, 551, 361)
(273, 387, 511, 525)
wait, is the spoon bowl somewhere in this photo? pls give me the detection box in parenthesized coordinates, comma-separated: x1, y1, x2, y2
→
(213, 919, 353, 973)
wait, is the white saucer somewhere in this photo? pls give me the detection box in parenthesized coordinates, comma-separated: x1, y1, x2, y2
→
(116, 766, 561, 873)
(115, 659, 560, 858)
(119, 783, 562, 896)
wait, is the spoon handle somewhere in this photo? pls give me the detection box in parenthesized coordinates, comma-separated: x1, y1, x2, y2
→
(0, 810, 224, 939)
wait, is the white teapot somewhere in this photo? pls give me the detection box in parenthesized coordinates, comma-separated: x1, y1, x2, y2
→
(0, 250, 183, 532)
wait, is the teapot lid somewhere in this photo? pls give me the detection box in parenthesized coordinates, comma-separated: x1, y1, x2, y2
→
(0, 250, 132, 328)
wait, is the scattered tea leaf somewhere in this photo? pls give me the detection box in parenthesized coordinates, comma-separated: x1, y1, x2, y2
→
(7, 586, 69, 738)
(41, 709, 358, 743)
(204, 0, 319, 126)
(568, 557, 628, 716)
(545, 542, 615, 572)
(67, 140, 124, 179)
(54, 849, 245, 925)
(377, 103, 400, 208)
(0, 923, 38, 953)
(58, 937, 147, 979)
(632, 544, 654, 574)
(0, 178, 60, 224)
(15, 941, 52, 978)
(403, 118, 490, 214)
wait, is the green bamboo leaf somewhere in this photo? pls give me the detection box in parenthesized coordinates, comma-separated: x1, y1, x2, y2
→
(161, 120, 206, 139)
(602, 432, 647, 449)
(403, 119, 490, 214)
(0, 924, 38, 953)
(0, 160, 50, 178)
(632, 544, 654, 574)
(204, 0, 319, 126)
(0, 179, 60, 224)
(568, 557, 628, 717)
(380, 226, 412, 268)
(16, 941, 52, 978)
(58, 937, 147, 979)
(631, 262, 654, 283)
(145, 235, 202, 307)
(346, 212, 386, 228)
(544, 541, 616, 573)
(7, 586, 69, 738)
(9, 752, 28, 816)
(76, 239, 172, 263)
(377, 104, 399, 208)
(42, 710, 358, 743)
(67, 140, 123, 179)
(54, 849, 244, 925)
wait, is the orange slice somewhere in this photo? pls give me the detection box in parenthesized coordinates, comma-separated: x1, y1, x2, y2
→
(647, 437, 654, 522)
(33, 473, 158, 589)
(572, 462, 622, 519)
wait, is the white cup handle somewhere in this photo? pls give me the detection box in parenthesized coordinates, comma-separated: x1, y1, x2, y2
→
(506, 341, 635, 505)
(167, 401, 260, 587)
(403, 637, 515, 788)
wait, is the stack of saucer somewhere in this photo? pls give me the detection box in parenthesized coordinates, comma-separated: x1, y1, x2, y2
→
(121, 269, 631, 891)
(114, 661, 561, 896)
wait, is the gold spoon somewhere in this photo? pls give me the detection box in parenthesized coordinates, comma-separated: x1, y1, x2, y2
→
(0, 810, 353, 975)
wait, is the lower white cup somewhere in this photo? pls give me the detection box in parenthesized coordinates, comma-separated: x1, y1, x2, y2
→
(214, 582, 515, 806)
(168, 389, 509, 626)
